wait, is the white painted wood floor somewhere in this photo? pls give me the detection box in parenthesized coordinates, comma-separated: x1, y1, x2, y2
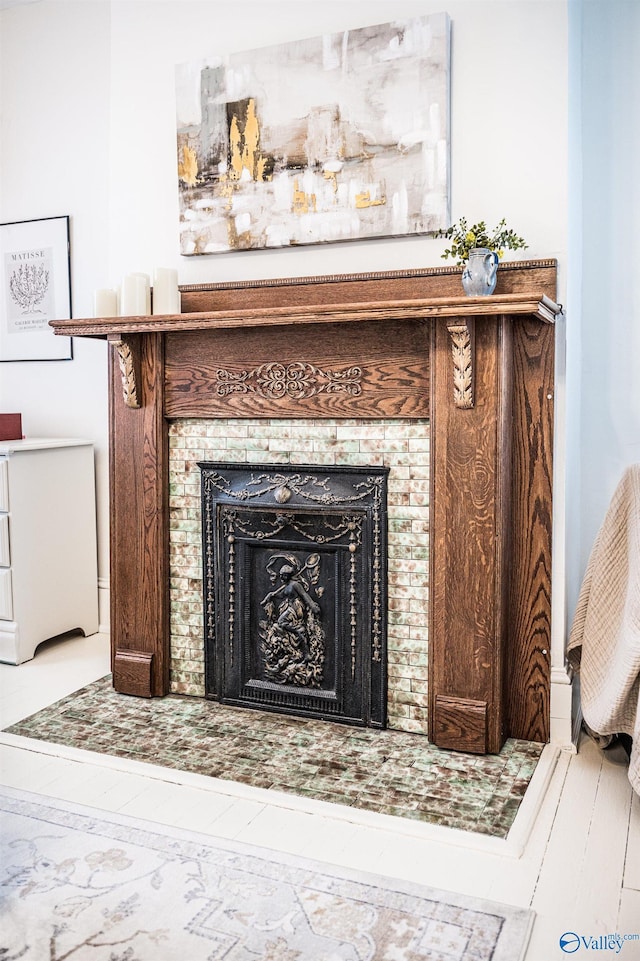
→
(1, 631, 638, 960)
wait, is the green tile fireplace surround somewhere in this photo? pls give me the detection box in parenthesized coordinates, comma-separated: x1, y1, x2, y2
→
(168, 417, 431, 735)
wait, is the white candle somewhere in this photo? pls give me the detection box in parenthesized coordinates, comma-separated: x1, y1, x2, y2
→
(120, 273, 150, 316)
(134, 273, 151, 314)
(93, 288, 118, 317)
(152, 267, 181, 315)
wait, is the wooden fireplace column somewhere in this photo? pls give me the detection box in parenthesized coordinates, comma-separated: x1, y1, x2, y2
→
(107, 331, 170, 697)
(51, 261, 559, 753)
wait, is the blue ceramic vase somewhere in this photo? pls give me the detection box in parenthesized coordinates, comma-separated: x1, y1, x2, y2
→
(461, 247, 499, 296)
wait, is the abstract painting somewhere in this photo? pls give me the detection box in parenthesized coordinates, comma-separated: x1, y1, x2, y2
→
(176, 14, 450, 255)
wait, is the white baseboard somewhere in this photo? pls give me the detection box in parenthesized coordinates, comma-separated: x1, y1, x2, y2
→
(98, 579, 110, 633)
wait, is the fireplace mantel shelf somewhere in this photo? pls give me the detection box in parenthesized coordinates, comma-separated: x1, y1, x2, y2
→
(55, 262, 557, 755)
(51, 291, 560, 338)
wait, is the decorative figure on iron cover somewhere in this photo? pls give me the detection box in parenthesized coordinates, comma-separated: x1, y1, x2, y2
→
(259, 552, 325, 687)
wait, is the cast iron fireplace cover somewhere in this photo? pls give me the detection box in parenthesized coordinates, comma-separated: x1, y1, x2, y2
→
(199, 462, 389, 727)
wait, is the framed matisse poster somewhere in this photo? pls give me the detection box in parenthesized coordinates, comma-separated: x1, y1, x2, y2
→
(176, 13, 451, 255)
(0, 215, 73, 361)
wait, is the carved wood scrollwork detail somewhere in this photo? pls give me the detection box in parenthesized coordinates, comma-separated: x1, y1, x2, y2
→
(110, 336, 141, 409)
(446, 319, 475, 409)
(215, 361, 363, 399)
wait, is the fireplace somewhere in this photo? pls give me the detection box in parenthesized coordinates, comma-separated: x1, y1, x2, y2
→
(200, 462, 388, 726)
(51, 261, 559, 753)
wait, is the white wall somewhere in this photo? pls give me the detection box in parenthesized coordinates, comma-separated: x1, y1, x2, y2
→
(105, 0, 568, 289)
(1, 1, 575, 731)
(0, 1, 111, 620)
(560, 0, 640, 743)
(573, 0, 640, 588)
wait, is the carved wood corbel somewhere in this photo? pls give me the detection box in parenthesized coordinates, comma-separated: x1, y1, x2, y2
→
(446, 318, 475, 409)
(109, 335, 141, 409)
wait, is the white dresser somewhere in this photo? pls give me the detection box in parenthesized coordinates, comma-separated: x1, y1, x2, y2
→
(0, 438, 99, 664)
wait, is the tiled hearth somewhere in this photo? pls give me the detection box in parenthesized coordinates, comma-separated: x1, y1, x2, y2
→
(169, 417, 430, 734)
(5, 674, 543, 838)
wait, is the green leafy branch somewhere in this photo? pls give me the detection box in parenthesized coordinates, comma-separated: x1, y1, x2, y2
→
(435, 217, 528, 265)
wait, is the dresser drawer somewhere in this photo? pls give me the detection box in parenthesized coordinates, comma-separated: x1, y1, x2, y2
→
(0, 514, 9, 566)
(0, 567, 12, 619)
(0, 459, 7, 512)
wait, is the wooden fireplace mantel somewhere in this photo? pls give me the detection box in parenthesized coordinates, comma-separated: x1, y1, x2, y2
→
(52, 259, 560, 753)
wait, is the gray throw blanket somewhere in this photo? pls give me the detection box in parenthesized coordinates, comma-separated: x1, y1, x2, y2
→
(567, 464, 640, 796)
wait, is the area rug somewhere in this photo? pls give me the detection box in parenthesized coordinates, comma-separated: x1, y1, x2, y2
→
(0, 787, 534, 961)
(3, 676, 544, 838)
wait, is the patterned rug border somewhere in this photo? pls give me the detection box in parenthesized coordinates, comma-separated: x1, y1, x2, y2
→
(0, 785, 535, 961)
